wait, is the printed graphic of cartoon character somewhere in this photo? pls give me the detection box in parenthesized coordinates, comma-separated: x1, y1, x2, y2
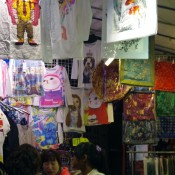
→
(58, 0, 75, 40)
(86, 90, 108, 125)
(83, 52, 95, 84)
(66, 94, 82, 128)
(6, 0, 40, 45)
(40, 74, 65, 107)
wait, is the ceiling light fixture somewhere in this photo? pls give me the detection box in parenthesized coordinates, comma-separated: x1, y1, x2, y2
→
(105, 58, 115, 66)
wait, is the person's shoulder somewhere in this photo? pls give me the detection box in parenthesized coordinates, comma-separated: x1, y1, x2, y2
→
(88, 169, 105, 175)
(60, 167, 71, 175)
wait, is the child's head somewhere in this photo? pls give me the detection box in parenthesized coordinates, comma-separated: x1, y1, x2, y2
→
(41, 149, 62, 175)
(72, 142, 109, 174)
(5, 143, 41, 175)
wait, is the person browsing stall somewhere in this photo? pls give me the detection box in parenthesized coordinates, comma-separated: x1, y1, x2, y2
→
(41, 149, 70, 175)
(5, 143, 41, 175)
(71, 142, 109, 175)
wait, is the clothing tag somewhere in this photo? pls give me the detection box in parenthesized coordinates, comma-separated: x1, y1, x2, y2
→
(0, 119, 3, 129)
(72, 137, 89, 146)
(23, 62, 27, 73)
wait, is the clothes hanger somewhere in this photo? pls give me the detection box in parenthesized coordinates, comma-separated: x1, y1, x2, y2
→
(84, 33, 101, 44)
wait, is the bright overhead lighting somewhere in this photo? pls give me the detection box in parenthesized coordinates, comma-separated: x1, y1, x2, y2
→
(105, 58, 114, 66)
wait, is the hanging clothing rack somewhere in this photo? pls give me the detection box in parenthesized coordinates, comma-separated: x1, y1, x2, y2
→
(127, 151, 175, 154)
(0, 100, 30, 115)
(155, 55, 175, 61)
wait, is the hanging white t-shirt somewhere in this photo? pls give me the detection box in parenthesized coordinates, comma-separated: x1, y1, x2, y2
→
(71, 40, 102, 88)
(17, 124, 35, 146)
(39, 65, 73, 108)
(0, 0, 10, 58)
(63, 88, 85, 133)
(31, 107, 59, 149)
(40, 0, 92, 60)
(0, 109, 10, 162)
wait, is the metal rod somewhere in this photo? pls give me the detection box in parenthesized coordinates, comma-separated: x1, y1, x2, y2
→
(126, 151, 175, 154)
(158, 5, 175, 11)
(91, 6, 102, 11)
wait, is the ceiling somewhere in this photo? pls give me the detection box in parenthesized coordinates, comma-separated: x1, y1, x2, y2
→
(90, 0, 175, 55)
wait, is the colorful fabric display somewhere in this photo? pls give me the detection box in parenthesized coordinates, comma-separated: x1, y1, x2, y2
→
(0, 60, 11, 98)
(6, 0, 41, 59)
(120, 58, 154, 86)
(156, 91, 175, 116)
(123, 120, 156, 144)
(31, 107, 58, 149)
(154, 61, 175, 92)
(157, 116, 175, 138)
(92, 59, 131, 102)
(83, 89, 109, 126)
(123, 93, 155, 120)
(63, 88, 85, 133)
(9, 59, 45, 97)
(39, 65, 73, 108)
(9, 97, 32, 106)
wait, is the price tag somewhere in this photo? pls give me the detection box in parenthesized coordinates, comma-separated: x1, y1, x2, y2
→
(23, 62, 27, 73)
(72, 137, 89, 146)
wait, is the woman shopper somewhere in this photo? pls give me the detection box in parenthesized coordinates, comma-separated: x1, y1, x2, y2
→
(5, 143, 41, 175)
(41, 149, 70, 175)
(71, 142, 109, 175)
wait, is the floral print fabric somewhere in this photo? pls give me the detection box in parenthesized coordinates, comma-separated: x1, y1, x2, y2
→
(92, 59, 131, 102)
(154, 61, 175, 92)
(156, 91, 175, 116)
(123, 120, 156, 144)
(123, 93, 155, 120)
(120, 58, 154, 87)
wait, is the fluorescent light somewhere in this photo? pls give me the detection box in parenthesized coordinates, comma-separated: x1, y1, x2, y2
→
(105, 58, 114, 66)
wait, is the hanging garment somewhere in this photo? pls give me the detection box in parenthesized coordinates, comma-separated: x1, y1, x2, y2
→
(0, 108, 10, 162)
(3, 114, 19, 163)
(40, 0, 92, 61)
(31, 107, 58, 149)
(92, 59, 131, 102)
(9, 59, 45, 97)
(156, 91, 175, 116)
(83, 89, 109, 126)
(6, 0, 41, 59)
(0, 0, 10, 57)
(157, 116, 175, 139)
(0, 60, 12, 98)
(143, 157, 157, 175)
(123, 93, 155, 120)
(154, 61, 175, 92)
(17, 124, 35, 146)
(120, 58, 154, 87)
(39, 65, 73, 108)
(123, 120, 156, 144)
(71, 40, 102, 88)
(63, 88, 85, 133)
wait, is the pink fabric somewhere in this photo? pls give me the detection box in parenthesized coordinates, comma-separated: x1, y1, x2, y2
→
(6, 0, 40, 26)
(6, 0, 16, 25)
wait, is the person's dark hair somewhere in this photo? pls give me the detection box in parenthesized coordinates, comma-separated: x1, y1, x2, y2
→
(5, 143, 41, 175)
(74, 142, 109, 175)
(0, 162, 8, 175)
(41, 149, 62, 167)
